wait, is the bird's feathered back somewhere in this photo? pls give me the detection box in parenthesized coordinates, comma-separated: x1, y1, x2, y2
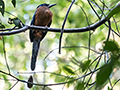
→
(29, 4, 52, 42)
(30, 4, 49, 25)
(29, 3, 56, 71)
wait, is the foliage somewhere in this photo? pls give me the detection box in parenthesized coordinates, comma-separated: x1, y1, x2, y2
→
(0, 0, 120, 90)
(11, 0, 16, 7)
(0, 0, 4, 16)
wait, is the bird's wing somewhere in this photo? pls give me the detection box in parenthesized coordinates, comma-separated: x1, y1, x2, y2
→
(30, 11, 36, 25)
(29, 12, 36, 42)
(29, 12, 52, 42)
(40, 20, 52, 41)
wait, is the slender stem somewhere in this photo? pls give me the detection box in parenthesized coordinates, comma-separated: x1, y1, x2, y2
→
(2, 36, 10, 74)
(0, 68, 100, 87)
(9, 81, 19, 90)
(59, 0, 75, 54)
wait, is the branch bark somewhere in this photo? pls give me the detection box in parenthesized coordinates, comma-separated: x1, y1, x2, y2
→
(0, 2, 120, 36)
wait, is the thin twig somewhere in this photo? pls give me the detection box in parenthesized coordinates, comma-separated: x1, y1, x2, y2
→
(0, 26, 16, 31)
(106, 20, 111, 41)
(9, 81, 19, 90)
(59, 0, 75, 54)
(112, 78, 120, 89)
(18, 71, 70, 78)
(99, 0, 110, 10)
(43, 46, 101, 61)
(2, 36, 10, 74)
(113, 17, 120, 34)
(88, 0, 120, 39)
(82, 53, 103, 83)
(108, 78, 113, 89)
(84, 52, 103, 89)
(0, 78, 16, 81)
(0, 68, 100, 87)
(79, 5, 92, 69)
(88, 82, 96, 90)
(91, 0, 106, 17)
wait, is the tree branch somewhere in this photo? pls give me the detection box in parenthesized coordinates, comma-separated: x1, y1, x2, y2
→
(0, 2, 120, 36)
(0, 18, 109, 35)
(59, 0, 75, 54)
(0, 68, 100, 87)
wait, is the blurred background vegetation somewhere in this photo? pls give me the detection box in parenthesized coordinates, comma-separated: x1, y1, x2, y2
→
(0, 0, 120, 90)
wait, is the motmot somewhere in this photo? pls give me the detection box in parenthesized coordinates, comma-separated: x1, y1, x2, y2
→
(29, 4, 56, 71)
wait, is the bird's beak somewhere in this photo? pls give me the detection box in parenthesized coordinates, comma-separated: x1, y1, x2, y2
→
(48, 4, 57, 8)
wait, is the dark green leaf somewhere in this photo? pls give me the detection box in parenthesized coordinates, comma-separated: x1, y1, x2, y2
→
(110, 54, 119, 66)
(0, 23, 5, 28)
(63, 65, 75, 75)
(20, 41, 25, 48)
(103, 41, 119, 52)
(96, 63, 113, 88)
(55, 76, 66, 82)
(2, 75, 7, 80)
(0, 0, 4, 16)
(82, 60, 91, 72)
(50, 70, 61, 77)
(74, 82, 84, 90)
(108, 86, 112, 90)
(11, 0, 16, 7)
(67, 77, 75, 87)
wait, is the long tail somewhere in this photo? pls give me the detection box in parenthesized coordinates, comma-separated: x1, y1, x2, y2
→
(31, 40, 40, 71)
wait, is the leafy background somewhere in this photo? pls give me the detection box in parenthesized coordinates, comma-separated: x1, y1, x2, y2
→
(0, 0, 120, 90)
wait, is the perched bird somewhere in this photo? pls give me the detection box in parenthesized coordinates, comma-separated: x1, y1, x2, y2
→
(29, 4, 56, 71)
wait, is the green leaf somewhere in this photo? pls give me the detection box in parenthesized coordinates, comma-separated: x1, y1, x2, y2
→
(55, 76, 66, 82)
(110, 54, 119, 66)
(0, 0, 4, 16)
(81, 60, 91, 72)
(0, 23, 5, 28)
(74, 82, 84, 90)
(107, 2, 120, 20)
(103, 41, 119, 52)
(63, 65, 75, 75)
(11, 0, 16, 7)
(96, 63, 113, 88)
(50, 70, 61, 77)
(67, 77, 75, 87)
(108, 86, 112, 90)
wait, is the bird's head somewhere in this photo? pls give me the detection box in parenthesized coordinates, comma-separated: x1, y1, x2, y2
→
(37, 4, 56, 9)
